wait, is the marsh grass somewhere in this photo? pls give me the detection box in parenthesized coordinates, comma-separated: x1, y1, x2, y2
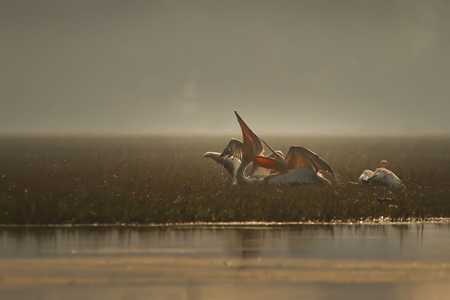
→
(0, 135, 449, 224)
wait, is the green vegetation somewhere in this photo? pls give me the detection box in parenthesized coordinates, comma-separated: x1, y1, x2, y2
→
(0, 135, 449, 224)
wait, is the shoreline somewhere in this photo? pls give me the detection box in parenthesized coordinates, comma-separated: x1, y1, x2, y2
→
(1, 218, 449, 228)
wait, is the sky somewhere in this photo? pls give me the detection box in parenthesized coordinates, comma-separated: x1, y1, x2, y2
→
(1, 0, 450, 135)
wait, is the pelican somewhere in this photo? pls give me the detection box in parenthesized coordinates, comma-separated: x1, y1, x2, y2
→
(221, 111, 335, 186)
(359, 160, 404, 188)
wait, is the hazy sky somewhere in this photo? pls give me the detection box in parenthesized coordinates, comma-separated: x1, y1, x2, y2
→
(1, 0, 449, 135)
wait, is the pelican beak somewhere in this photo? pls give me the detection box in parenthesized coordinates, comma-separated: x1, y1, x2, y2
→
(245, 154, 282, 173)
(234, 111, 263, 156)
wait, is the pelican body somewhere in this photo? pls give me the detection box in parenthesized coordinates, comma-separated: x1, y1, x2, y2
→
(359, 160, 404, 188)
(264, 168, 331, 186)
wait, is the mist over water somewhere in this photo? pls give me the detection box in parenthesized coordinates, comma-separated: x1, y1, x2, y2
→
(1, 0, 450, 135)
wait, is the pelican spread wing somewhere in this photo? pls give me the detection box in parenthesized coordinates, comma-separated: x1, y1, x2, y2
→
(220, 138, 244, 160)
(246, 145, 335, 186)
(285, 146, 335, 176)
(368, 168, 403, 188)
(245, 144, 334, 177)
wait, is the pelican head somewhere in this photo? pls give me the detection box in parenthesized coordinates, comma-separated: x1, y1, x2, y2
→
(379, 160, 389, 169)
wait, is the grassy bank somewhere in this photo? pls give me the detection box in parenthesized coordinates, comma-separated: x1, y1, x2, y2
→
(0, 135, 449, 224)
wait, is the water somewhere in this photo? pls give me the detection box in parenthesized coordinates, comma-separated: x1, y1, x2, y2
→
(1, 223, 450, 299)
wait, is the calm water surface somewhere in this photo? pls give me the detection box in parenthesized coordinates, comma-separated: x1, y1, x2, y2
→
(1, 224, 450, 300)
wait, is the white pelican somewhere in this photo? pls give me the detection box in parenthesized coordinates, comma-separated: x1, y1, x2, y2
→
(359, 160, 404, 188)
(223, 111, 335, 186)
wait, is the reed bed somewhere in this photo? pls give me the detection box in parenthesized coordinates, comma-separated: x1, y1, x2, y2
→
(0, 135, 449, 224)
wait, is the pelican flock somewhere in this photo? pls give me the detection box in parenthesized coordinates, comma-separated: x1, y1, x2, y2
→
(204, 111, 335, 186)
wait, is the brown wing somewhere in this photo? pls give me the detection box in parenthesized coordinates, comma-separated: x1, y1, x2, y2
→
(285, 146, 335, 176)
(234, 111, 264, 156)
